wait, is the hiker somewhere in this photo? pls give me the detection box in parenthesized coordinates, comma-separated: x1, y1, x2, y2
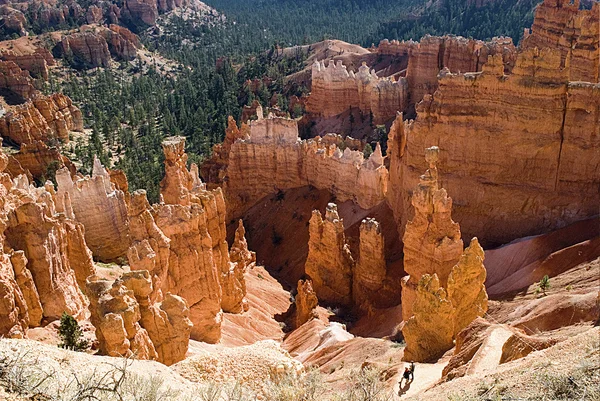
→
(409, 362, 415, 380)
(400, 367, 411, 386)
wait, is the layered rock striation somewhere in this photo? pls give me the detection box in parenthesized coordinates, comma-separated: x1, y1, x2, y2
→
(401, 146, 463, 321)
(153, 136, 248, 342)
(388, 46, 600, 247)
(404, 35, 516, 106)
(304, 35, 516, 122)
(1, 48, 55, 80)
(522, 0, 599, 82)
(0, 60, 37, 99)
(225, 115, 388, 220)
(56, 157, 130, 263)
(0, 147, 93, 338)
(306, 60, 408, 124)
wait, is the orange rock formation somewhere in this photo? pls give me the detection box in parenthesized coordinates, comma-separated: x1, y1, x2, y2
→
(401, 148, 489, 362)
(402, 273, 455, 362)
(153, 136, 248, 342)
(522, 0, 599, 82)
(0, 93, 83, 146)
(55, 157, 130, 262)
(305, 203, 354, 307)
(225, 115, 388, 219)
(401, 146, 463, 321)
(127, 190, 170, 301)
(1, 48, 55, 80)
(0, 60, 37, 99)
(294, 279, 318, 328)
(0, 153, 93, 332)
(87, 276, 158, 360)
(447, 238, 488, 335)
(353, 218, 386, 312)
(405, 35, 515, 106)
(306, 60, 408, 124)
(388, 45, 600, 246)
(11, 140, 76, 180)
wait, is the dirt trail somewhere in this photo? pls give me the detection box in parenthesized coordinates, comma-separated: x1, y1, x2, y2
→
(466, 325, 513, 375)
(394, 362, 446, 397)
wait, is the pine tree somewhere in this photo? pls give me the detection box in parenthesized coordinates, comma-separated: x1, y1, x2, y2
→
(58, 312, 89, 352)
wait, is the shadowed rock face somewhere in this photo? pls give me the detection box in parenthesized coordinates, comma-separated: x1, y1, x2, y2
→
(305, 203, 354, 307)
(55, 157, 130, 263)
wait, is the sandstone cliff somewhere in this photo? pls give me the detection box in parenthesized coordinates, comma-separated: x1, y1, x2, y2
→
(388, 46, 600, 247)
(56, 157, 130, 263)
(304, 35, 516, 124)
(306, 60, 408, 124)
(405, 35, 516, 107)
(200, 116, 250, 188)
(522, 0, 599, 82)
(305, 203, 354, 307)
(127, 189, 170, 302)
(0, 60, 37, 99)
(1, 48, 55, 80)
(0, 147, 94, 337)
(153, 136, 248, 343)
(0, 160, 92, 329)
(56, 31, 111, 68)
(0, 93, 83, 146)
(401, 148, 489, 362)
(224, 115, 388, 220)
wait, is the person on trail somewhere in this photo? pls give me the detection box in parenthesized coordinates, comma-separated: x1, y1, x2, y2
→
(400, 367, 411, 386)
(409, 362, 415, 380)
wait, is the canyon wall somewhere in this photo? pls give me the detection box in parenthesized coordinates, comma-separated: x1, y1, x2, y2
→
(225, 115, 388, 220)
(405, 35, 516, 107)
(1, 47, 55, 80)
(0, 147, 94, 339)
(522, 0, 599, 82)
(56, 157, 130, 263)
(305, 35, 516, 122)
(388, 47, 600, 247)
(306, 60, 408, 124)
